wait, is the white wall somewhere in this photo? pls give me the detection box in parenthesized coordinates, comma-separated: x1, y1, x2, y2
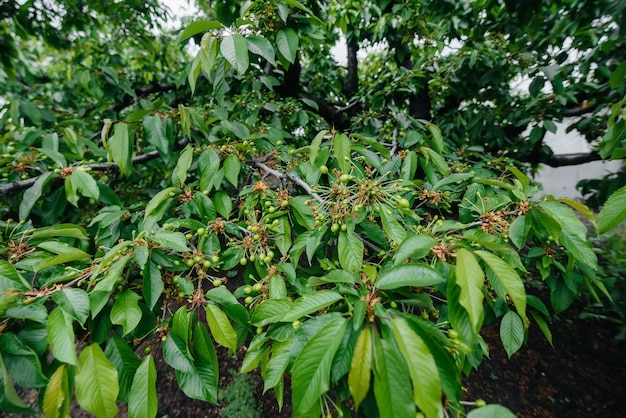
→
(534, 120, 622, 200)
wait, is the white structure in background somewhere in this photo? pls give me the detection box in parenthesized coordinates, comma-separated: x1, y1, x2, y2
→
(535, 122, 622, 199)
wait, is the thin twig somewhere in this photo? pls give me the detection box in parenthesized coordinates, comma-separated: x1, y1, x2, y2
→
(0, 139, 189, 195)
(251, 160, 326, 204)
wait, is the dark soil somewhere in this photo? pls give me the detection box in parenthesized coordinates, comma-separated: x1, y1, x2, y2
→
(462, 302, 626, 418)
(7, 300, 626, 418)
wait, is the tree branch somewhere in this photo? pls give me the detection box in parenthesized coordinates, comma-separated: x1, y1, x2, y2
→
(342, 36, 359, 97)
(563, 103, 599, 117)
(0, 139, 188, 195)
(251, 159, 325, 204)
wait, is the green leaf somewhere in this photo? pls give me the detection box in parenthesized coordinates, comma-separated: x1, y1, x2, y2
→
(19, 172, 53, 220)
(206, 286, 249, 326)
(598, 184, 626, 233)
(110, 290, 142, 336)
(281, 291, 342, 322)
(108, 123, 132, 177)
(0, 351, 33, 414)
(560, 228, 597, 269)
(455, 249, 485, 335)
(425, 123, 445, 153)
(42, 365, 71, 418)
(394, 234, 437, 265)
(379, 203, 407, 244)
(422, 147, 449, 175)
(172, 145, 194, 187)
(71, 169, 100, 203)
(348, 326, 372, 409)
(128, 355, 157, 418)
(52, 288, 90, 325)
(292, 316, 347, 417)
(179, 20, 222, 43)
(205, 303, 237, 351)
(47, 307, 77, 365)
(475, 250, 528, 328)
(333, 133, 351, 173)
(251, 299, 293, 327)
(467, 404, 517, 418)
(373, 334, 415, 418)
(29, 223, 88, 242)
(309, 130, 328, 164)
(220, 34, 249, 74)
(307, 269, 355, 286)
(75, 344, 119, 418)
(144, 187, 176, 221)
(183, 323, 219, 402)
(223, 154, 241, 186)
(538, 200, 588, 241)
(152, 230, 189, 252)
(214, 190, 232, 219)
(162, 334, 194, 373)
(500, 311, 525, 358)
(34, 241, 91, 271)
(391, 317, 443, 418)
(104, 337, 141, 403)
(610, 59, 626, 89)
(247, 35, 276, 66)
(508, 215, 531, 249)
(143, 115, 172, 157)
(0, 332, 48, 388)
(262, 340, 292, 392)
(199, 149, 221, 192)
(0, 260, 29, 291)
(143, 260, 164, 311)
(377, 263, 444, 290)
(276, 27, 299, 65)
(338, 231, 363, 273)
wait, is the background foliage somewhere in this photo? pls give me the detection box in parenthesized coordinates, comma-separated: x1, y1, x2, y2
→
(0, 0, 625, 417)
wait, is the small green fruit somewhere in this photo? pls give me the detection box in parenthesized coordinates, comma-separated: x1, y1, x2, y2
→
(203, 260, 211, 269)
(292, 320, 301, 331)
(185, 259, 195, 268)
(244, 296, 254, 305)
(339, 174, 351, 183)
(185, 233, 193, 240)
(212, 279, 223, 287)
(475, 399, 486, 408)
(320, 165, 328, 174)
(211, 255, 220, 263)
(240, 257, 248, 265)
(340, 223, 347, 231)
(331, 223, 340, 233)
(253, 283, 263, 292)
(244, 286, 253, 294)
(448, 329, 459, 339)
(398, 198, 410, 208)
(143, 345, 152, 354)
(193, 255, 202, 263)
(390, 301, 398, 309)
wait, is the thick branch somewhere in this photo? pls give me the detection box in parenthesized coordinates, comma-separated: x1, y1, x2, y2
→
(342, 37, 359, 97)
(563, 103, 599, 117)
(539, 152, 604, 167)
(274, 54, 302, 98)
(303, 95, 351, 131)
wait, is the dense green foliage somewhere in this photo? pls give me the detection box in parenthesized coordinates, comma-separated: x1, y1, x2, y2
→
(1, 0, 625, 417)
